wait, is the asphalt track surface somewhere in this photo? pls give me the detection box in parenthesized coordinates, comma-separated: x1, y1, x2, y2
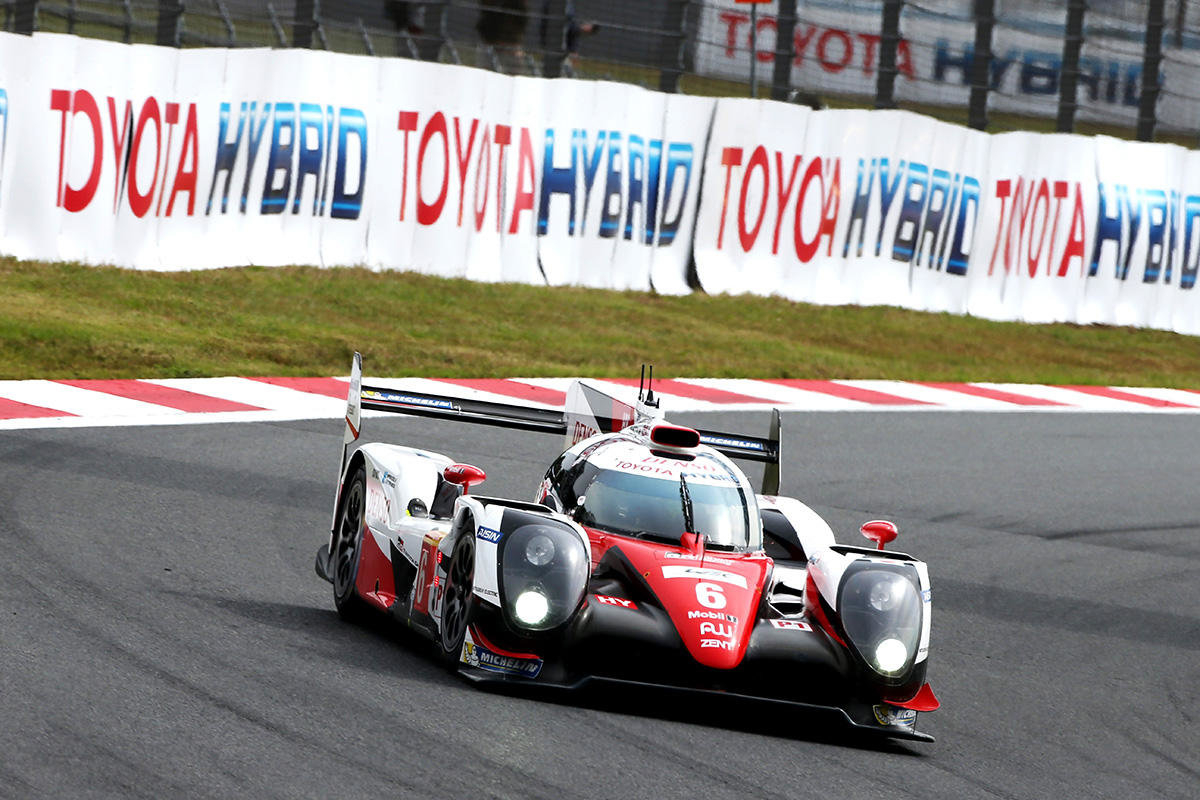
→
(1, 411, 1197, 799)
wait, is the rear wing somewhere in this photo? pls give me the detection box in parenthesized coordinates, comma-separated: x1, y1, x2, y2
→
(337, 353, 782, 495)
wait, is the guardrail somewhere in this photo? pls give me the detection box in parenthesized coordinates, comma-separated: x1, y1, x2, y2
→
(3, 1, 1199, 140)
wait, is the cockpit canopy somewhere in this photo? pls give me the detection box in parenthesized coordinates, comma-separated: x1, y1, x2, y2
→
(545, 438, 762, 550)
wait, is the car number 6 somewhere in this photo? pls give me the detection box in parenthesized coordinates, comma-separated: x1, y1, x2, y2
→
(695, 582, 726, 609)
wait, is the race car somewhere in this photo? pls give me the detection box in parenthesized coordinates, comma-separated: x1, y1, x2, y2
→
(315, 355, 939, 741)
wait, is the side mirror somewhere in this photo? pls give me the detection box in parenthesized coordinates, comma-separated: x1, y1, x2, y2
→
(570, 496, 587, 522)
(443, 463, 486, 494)
(860, 519, 898, 550)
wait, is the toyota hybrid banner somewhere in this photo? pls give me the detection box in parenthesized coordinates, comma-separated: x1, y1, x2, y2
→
(1, 31, 1199, 334)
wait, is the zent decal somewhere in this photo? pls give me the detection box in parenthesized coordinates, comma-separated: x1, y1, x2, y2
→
(700, 639, 736, 650)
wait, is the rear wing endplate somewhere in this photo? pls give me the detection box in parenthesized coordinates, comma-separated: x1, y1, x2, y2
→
(696, 408, 781, 494)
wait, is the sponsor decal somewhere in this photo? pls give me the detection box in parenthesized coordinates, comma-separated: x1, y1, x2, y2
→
(364, 389, 456, 410)
(698, 434, 766, 452)
(571, 420, 598, 445)
(872, 705, 918, 729)
(687, 609, 738, 623)
(462, 641, 543, 678)
(607, 454, 738, 484)
(476, 526, 504, 544)
(661, 565, 748, 589)
(922, 589, 932, 603)
(412, 534, 441, 616)
(700, 638, 736, 651)
(365, 486, 390, 521)
(664, 552, 734, 566)
(769, 619, 813, 632)
(393, 113, 695, 246)
(476, 586, 499, 599)
(208, 101, 366, 218)
(698, 621, 734, 638)
(47, 91, 368, 219)
(594, 594, 636, 609)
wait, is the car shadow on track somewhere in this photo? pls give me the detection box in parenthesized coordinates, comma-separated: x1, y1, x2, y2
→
(166, 590, 456, 687)
(484, 681, 927, 756)
(171, 590, 929, 752)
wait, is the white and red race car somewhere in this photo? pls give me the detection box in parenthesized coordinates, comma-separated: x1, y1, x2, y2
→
(315, 355, 939, 741)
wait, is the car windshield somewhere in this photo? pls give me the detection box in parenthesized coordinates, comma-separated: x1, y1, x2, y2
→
(575, 461, 753, 548)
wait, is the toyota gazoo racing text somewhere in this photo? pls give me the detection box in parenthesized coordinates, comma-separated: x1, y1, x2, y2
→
(315, 355, 940, 741)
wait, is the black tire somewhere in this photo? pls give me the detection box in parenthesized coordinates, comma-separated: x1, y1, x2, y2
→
(332, 467, 369, 621)
(438, 531, 475, 665)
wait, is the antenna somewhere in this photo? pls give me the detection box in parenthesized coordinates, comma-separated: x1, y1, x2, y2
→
(644, 365, 658, 408)
(639, 364, 646, 403)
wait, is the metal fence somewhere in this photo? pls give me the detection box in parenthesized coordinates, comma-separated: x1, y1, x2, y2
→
(3, 1, 1197, 142)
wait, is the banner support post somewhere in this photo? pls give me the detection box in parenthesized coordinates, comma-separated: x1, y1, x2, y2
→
(1056, 0, 1086, 133)
(750, 3, 758, 97)
(1137, 0, 1166, 142)
(968, 0, 995, 131)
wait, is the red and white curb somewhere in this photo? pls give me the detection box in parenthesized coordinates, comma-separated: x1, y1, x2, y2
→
(1, 376, 1199, 431)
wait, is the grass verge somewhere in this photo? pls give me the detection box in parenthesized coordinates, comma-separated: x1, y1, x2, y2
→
(2, 257, 1199, 386)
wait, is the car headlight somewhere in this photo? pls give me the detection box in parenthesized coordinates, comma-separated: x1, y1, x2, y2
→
(513, 589, 551, 625)
(838, 567, 924, 680)
(873, 637, 909, 674)
(499, 511, 588, 631)
(525, 534, 556, 566)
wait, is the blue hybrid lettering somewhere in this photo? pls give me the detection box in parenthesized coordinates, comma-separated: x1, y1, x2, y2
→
(206, 101, 367, 220)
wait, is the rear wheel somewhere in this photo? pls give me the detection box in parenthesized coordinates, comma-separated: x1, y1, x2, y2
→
(332, 467, 369, 621)
(438, 531, 475, 664)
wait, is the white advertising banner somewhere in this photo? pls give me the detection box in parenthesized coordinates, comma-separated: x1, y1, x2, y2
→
(966, 132, 1098, 326)
(693, 98, 1200, 335)
(0, 31, 701, 292)
(1086, 137, 1194, 331)
(1172, 150, 1200, 336)
(695, 1, 1194, 133)
(695, 103, 990, 320)
(2, 31, 1200, 334)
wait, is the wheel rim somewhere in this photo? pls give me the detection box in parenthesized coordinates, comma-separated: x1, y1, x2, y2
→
(441, 537, 474, 654)
(333, 479, 364, 600)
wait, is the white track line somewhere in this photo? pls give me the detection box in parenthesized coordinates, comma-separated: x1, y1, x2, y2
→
(2, 377, 1200, 432)
(0, 380, 185, 417)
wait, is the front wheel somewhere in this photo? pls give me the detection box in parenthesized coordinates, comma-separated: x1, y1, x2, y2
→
(332, 467, 369, 621)
(438, 531, 475, 665)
